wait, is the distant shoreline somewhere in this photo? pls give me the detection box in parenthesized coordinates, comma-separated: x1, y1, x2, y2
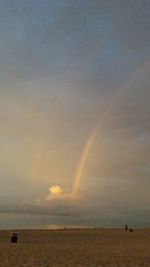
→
(1, 227, 150, 231)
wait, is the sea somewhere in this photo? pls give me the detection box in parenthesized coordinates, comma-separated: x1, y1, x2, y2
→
(0, 212, 149, 230)
(0, 212, 91, 230)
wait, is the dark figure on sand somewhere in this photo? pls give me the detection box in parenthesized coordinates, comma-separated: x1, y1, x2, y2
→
(10, 232, 18, 243)
(125, 225, 134, 232)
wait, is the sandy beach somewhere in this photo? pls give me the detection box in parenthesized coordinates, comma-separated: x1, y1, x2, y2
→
(0, 228, 149, 267)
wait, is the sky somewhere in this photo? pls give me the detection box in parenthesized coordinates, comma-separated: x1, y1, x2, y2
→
(0, 0, 150, 228)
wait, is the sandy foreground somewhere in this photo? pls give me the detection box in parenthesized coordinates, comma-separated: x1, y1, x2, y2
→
(0, 228, 150, 267)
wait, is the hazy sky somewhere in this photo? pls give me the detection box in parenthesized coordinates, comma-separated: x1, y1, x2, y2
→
(0, 0, 150, 227)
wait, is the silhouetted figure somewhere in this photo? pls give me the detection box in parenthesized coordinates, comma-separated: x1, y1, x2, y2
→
(10, 232, 18, 243)
(125, 224, 128, 231)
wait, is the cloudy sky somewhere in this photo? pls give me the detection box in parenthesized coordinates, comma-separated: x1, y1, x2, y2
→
(0, 0, 150, 228)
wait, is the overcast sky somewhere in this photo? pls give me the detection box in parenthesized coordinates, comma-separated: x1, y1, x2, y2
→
(0, 0, 150, 228)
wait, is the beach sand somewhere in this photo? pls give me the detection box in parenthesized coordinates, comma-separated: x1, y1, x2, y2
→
(0, 228, 150, 266)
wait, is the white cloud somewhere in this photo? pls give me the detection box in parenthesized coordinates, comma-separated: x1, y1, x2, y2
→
(44, 185, 80, 201)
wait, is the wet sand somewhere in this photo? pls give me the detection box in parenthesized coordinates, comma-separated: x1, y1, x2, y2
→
(0, 228, 150, 266)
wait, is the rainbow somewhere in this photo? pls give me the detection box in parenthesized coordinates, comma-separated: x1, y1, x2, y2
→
(71, 59, 150, 195)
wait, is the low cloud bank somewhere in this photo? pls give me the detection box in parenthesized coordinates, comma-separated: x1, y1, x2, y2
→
(45, 185, 80, 201)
